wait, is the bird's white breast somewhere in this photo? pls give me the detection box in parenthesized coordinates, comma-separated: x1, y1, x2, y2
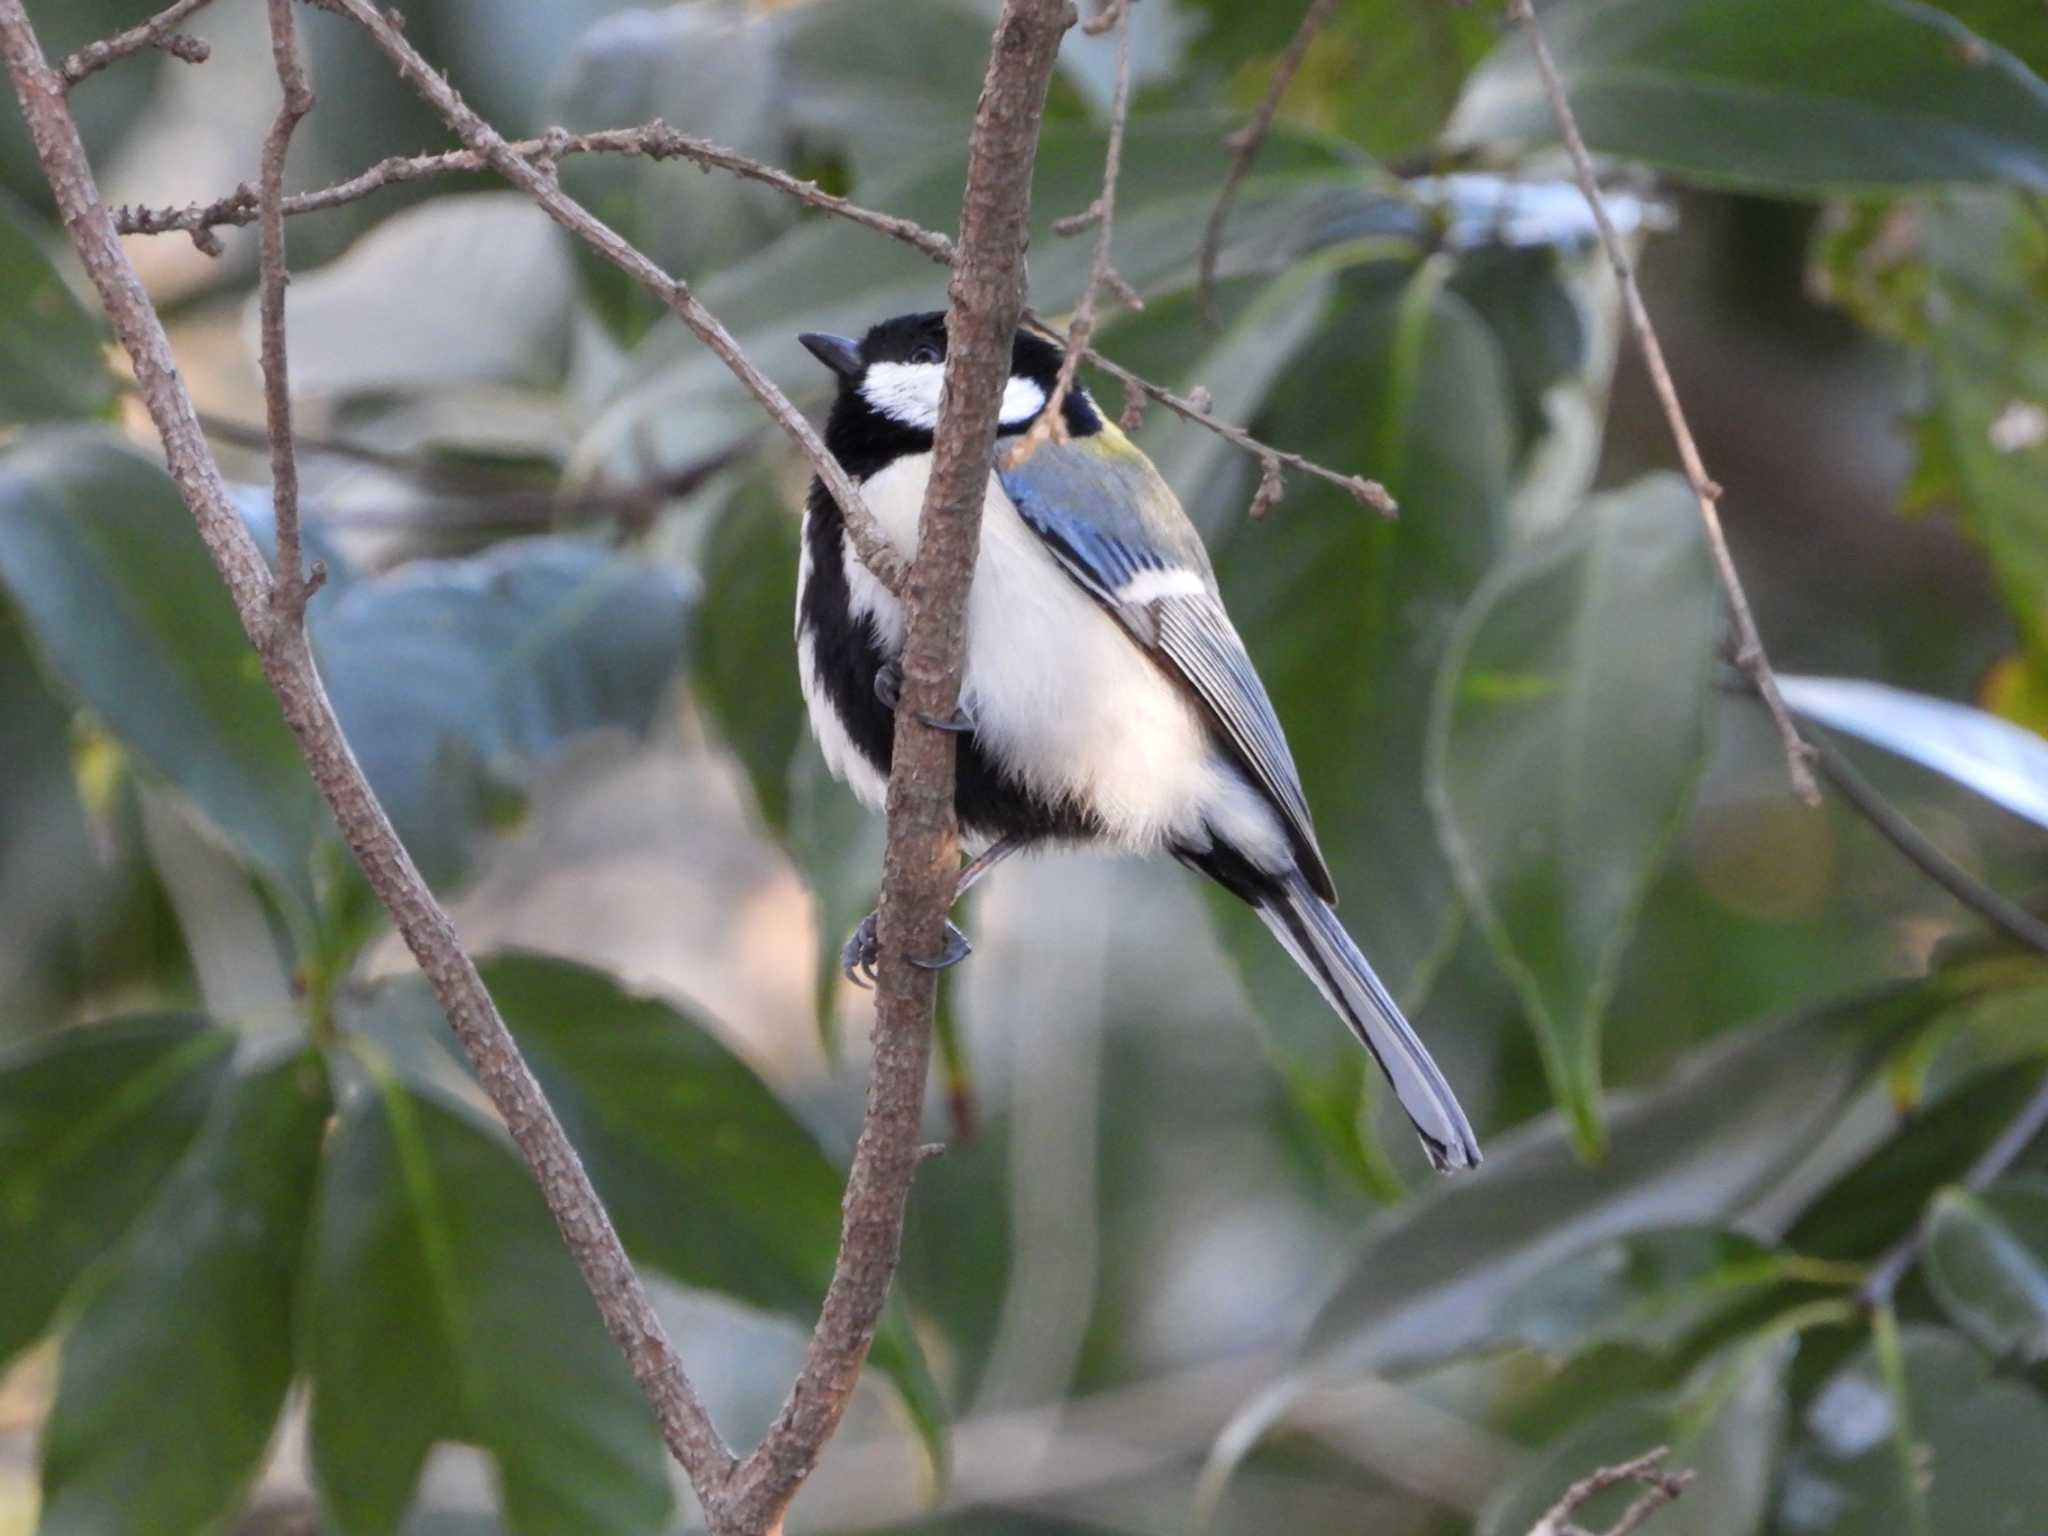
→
(810, 452, 1287, 864)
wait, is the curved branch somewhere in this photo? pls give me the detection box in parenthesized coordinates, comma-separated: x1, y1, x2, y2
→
(0, 0, 738, 1500)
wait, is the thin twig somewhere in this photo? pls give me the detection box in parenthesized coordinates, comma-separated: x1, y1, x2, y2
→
(1525, 1446, 1692, 1536)
(1071, 338, 1397, 514)
(114, 120, 957, 265)
(305, 1, 908, 599)
(117, 108, 1389, 521)
(720, 6, 1073, 1524)
(1193, 0, 1338, 326)
(1506, 0, 1820, 803)
(59, 0, 211, 85)
(1809, 728, 2048, 956)
(0, 0, 740, 1502)
(256, 0, 321, 622)
(1011, 0, 1140, 465)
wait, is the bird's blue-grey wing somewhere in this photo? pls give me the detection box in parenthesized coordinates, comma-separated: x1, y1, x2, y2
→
(998, 434, 1336, 900)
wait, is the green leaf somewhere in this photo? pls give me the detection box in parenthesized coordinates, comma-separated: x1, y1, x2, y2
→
(1828, 191, 2048, 713)
(1497, 1227, 1854, 1360)
(38, 1049, 331, 1536)
(1925, 1177, 2048, 1361)
(1298, 981, 1920, 1380)
(0, 429, 328, 931)
(1479, 1332, 1792, 1536)
(1779, 1324, 2048, 1534)
(0, 1015, 233, 1368)
(310, 537, 693, 890)
(1789, 1063, 2048, 1264)
(1201, 279, 1513, 1173)
(1448, 0, 2048, 196)
(0, 187, 113, 423)
(482, 953, 946, 1465)
(306, 1070, 673, 1536)
(274, 194, 577, 398)
(694, 475, 805, 833)
(1429, 473, 1719, 1153)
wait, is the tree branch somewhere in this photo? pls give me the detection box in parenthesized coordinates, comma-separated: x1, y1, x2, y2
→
(719, 2, 1074, 1524)
(255, 0, 321, 621)
(113, 120, 957, 265)
(1505, 0, 1819, 803)
(0, 0, 739, 1502)
(59, 0, 211, 86)
(1525, 1446, 1692, 1536)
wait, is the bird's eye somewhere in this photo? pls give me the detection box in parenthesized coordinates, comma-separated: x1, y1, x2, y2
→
(909, 343, 941, 366)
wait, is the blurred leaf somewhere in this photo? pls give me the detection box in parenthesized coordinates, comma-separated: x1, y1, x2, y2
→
(1784, 673, 2048, 832)
(1479, 1332, 1791, 1536)
(1497, 1227, 1852, 1360)
(1925, 1177, 2048, 1361)
(0, 1, 162, 207)
(306, 1069, 673, 1536)
(272, 194, 577, 398)
(546, 3, 800, 342)
(1819, 190, 2048, 715)
(1202, 280, 1512, 1172)
(1190, 0, 1496, 159)
(38, 1049, 330, 1536)
(311, 536, 692, 890)
(695, 476, 804, 832)
(786, 742, 886, 1043)
(1299, 981, 1921, 1380)
(1429, 473, 1718, 1152)
(477, 953, 946, 1466)
(0, 430, 327, 930)
(1449, 0, 2048, 195)
(1789, 1061, 2048, 1264)
(1779, 1323, 2048, 1533)
(0, 1015, 232, 1368)
(0, 187, 113, 423)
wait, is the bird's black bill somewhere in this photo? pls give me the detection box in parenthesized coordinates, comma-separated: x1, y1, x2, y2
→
(799, 331, 862, 380)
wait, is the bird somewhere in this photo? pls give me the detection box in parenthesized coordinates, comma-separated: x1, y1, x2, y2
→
(794, 310, 1479, 1173)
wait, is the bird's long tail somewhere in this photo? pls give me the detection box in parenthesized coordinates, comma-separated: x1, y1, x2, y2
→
(1255, 870, 1480, 1172)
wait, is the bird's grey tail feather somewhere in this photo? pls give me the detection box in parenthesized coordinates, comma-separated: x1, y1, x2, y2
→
(1255, 871, 1481, 1172)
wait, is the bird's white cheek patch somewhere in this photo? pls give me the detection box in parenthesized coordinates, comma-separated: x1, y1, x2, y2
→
(862, 361, 945, 429)
(861, 363, 1049, 430)
(997, 375, 1047, 426)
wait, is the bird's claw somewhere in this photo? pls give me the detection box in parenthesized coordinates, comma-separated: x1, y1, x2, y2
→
(912, 921, 973, 971)
(840, 912, 972, 987)
(873, 662, 973, 734)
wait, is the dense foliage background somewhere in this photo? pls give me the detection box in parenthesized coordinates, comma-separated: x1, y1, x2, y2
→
(6, 0, 2048, 1531)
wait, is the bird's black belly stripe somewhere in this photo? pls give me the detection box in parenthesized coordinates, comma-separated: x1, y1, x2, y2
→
(799, 481, 1101, 845)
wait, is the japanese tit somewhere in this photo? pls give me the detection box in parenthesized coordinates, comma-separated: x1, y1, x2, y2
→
(796, 311, 1479, 1172)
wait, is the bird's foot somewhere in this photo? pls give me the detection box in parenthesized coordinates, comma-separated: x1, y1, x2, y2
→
(840, 911, 974, 988)
(873, 662, 974, 733)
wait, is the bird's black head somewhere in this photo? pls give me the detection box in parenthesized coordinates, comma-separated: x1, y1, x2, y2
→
(800, 310, 1101, 479)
